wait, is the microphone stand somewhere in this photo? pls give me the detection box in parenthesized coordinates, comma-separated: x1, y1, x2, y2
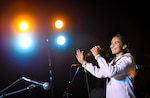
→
(0, 77, 37, 98)
(83, 67, 90, 98)
(46, 39, 54, 97)
(0, 84, 36, 98)
(84, 55, 90, 98)
(62, 67, 80, 98)
(0, 78, 22, 94)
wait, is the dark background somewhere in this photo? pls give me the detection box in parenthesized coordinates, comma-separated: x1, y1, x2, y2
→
(0, 1, 150, 98)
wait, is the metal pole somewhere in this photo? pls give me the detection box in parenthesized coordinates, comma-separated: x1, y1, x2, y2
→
(47, 39, 54, 97)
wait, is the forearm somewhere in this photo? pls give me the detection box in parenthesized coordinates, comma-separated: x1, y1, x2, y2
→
(82, 61, 106, 78)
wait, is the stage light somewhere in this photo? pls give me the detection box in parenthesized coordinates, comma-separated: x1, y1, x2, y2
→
(20, 22, 29, 31)
(13, 34, 36, 53)
(11, 14, 35, 33)
(57, 35, 66, 45)
(19, 36, 32, 49)
(55, 20, 63, 29)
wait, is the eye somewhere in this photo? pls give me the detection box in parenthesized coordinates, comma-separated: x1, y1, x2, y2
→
(114, 41, 120, 44)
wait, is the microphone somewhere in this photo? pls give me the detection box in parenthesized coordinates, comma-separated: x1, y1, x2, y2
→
(86, 45, 101, 57)
(22, 77, 50, 90)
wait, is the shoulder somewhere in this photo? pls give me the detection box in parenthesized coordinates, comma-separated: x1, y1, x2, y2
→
(118, 53, 136, 65)
(123, 53, 135, 62)
(120, 53, 137, 70)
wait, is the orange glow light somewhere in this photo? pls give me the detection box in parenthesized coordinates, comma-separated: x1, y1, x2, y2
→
(55, 20, 63, 29)
(11, 14, 35, 34)
(20, 22, 29, 31)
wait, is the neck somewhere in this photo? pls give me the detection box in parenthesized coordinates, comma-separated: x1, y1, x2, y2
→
(116, 53, 124, 57)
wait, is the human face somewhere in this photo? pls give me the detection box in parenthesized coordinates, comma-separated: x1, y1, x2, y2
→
(110, 36, 125, 57)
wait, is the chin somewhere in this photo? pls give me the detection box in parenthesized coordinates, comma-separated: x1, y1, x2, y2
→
(111, 52, 116, 54)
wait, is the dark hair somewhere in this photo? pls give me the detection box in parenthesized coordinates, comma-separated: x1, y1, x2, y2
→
(113, 33, 130, 53)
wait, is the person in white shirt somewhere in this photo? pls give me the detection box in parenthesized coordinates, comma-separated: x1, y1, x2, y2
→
(75, 33, 137, 98)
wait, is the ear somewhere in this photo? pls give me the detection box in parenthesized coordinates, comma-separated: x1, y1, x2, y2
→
(122, 44, 127, 49)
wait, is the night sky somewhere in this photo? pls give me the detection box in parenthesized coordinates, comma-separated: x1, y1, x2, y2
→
(0, 1, 150, 98)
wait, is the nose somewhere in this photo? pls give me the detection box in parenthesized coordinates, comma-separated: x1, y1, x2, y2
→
(110, 44, 113, 49)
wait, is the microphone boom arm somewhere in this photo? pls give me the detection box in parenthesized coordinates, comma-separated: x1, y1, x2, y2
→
(62, 67, 80, 98)
(0, 84, 36, 98)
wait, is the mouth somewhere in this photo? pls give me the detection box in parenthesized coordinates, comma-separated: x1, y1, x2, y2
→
(111, 48, 116, 53)
(111, 48, 115, 51)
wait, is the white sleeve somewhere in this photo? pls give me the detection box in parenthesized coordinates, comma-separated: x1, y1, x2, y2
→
(96, 55, 135, 78)
(82, 57, 108, 78)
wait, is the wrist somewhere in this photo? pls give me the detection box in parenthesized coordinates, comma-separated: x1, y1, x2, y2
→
(94, 54, 100, 59)
(80, 60, 85, 64)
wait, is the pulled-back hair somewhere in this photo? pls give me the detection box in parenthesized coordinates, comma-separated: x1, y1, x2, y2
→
(113, 33, 130, 53)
